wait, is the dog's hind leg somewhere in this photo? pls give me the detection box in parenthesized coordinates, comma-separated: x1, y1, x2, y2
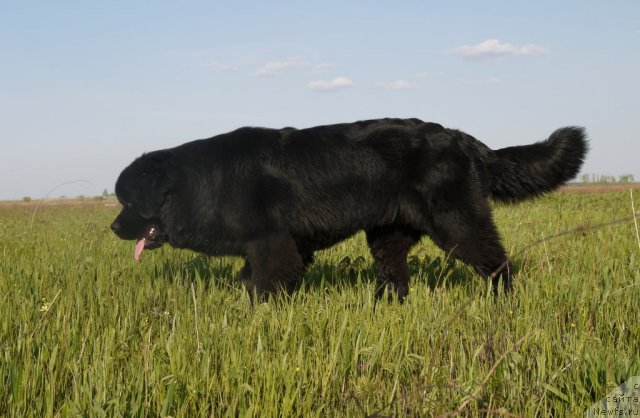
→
(366, 225, 420, 302)
(423, 201, 513, 292)
(242, 232, 305, 302)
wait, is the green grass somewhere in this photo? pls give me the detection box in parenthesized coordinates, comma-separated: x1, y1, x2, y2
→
(1, 192, 639, 417)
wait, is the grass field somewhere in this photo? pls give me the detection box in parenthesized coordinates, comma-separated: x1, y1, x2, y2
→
(1, 190, 639, 417)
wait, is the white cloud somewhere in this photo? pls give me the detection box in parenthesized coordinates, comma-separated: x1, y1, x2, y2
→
(254, 57, 310, 77)
(375, 80, 413, 90)
(310, 63, 336, 74)
(308, 77, 353, 92)
(451, 38, 549, 60)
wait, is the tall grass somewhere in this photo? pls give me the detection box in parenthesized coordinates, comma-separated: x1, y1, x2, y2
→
(1, 192, 639, 417)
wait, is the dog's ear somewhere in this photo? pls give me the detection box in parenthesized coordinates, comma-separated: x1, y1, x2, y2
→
(116, 150, 177, 219)
(136, 151, 177, 219)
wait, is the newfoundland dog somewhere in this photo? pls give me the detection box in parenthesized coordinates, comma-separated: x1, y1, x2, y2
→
(111, 118, 587, 301)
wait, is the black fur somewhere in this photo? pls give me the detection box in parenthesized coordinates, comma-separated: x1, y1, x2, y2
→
(111, 118, 588, 301)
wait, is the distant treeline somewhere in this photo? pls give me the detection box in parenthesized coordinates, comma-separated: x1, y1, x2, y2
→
(581, 174, 635, 184)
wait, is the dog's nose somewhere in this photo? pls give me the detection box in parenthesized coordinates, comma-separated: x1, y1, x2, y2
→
(110, 221, 120, 233)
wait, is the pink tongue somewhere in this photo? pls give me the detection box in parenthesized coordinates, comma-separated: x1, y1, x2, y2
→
(134, 239, 146, 262)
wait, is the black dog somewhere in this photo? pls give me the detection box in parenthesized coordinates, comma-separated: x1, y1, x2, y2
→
(111, 118, 587, 301)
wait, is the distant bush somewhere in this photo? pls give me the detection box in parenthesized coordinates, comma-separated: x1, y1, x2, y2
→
(581, 173, 635, 184)
(22, 196, 31, 202)
(619, 174, 635, 183)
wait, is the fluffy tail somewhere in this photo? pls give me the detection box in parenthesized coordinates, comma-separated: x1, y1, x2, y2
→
(489, 127, 588, 203)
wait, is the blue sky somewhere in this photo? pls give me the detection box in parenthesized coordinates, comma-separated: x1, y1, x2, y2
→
(1, 1, 638, 199)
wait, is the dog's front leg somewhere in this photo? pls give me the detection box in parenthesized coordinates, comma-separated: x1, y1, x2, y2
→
(242, 232, 304, 303)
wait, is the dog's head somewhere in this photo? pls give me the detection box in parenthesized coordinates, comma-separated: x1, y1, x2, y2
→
(111, 150, 176, 261)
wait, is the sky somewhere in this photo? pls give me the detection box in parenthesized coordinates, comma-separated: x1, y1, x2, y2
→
(1, 0, 639, 200)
